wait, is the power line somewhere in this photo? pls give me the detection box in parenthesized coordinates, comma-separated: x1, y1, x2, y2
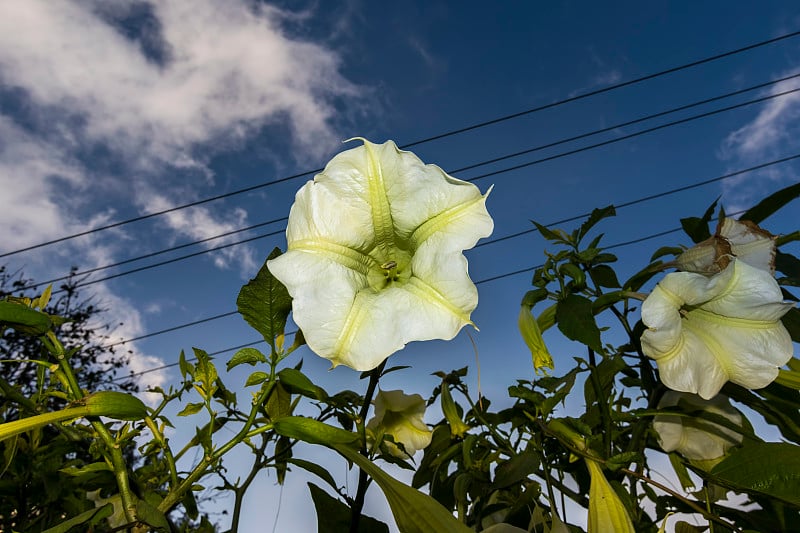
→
(463, 85, 800, 183)
(42, 87, 800, 295)
(99, 155, 799, 353)
(23, 72, 798, 292)
(21, 217, 288, 292)
(115, 218, 703, 381)
(450, 71, 800, 176)
(48, 228, 285, 295)
(476, 153, 800, 248)
(402, 30, 800, 148)
(4, 29, 798, 260)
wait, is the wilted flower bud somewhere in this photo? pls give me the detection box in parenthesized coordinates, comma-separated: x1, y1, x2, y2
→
(676, 217, 776, 275)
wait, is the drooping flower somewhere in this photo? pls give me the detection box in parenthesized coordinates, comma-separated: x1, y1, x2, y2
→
(366, 389, 432, 458)
(268, 138, 493, 370)
(586, 459, 636, 533)
(676, 217, 776, 275)
(653, 391, 743, 462)
(641, 259, 794, 399)
(518, 303, 554, 375)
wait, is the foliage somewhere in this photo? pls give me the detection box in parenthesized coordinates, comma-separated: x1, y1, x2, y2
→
(0, 182, 799, 533)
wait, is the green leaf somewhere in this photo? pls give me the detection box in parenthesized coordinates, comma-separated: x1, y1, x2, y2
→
(278, 367, 328, 400)
(245, 371, 269, 387)
(59, 461, 112, 477)
(668, 452, 695, 491)
(237, 247, 293, 349)
(650, 245, 685, 262)
(177, 402, 205, 417)
(680, 217, 711, 244)
(777, 251, 800, 281)
(179, 350, 194, 379)
(783, 308, 800, 343)
(590, 264, 620, 288)
(579, 205, 616, 241)
(491, 452, 540, 490)
(332, 443, 473, 533)
(742, 181, 800, 224)
(710, 441, 800, 507)
(289, 459, 340, 493)
(604, 451, 639, 472)
(136, 497, 171, 532)
(0, 300, 52, 336)
(273, 417, 359, 446)
(264, 382, 291, 420)
(307, 483, 389, 533)
(192, 347, 218, 399)
(41, 504, 114, 533)
(556, 294, 603, 352)
(227, 347, 267, 371)
(521, 288, 548, 307)
(680, 198, 718, 243)
(533, 221, 566, 242)
(83, 391, 148, 421)
(623, 261, 664, 291)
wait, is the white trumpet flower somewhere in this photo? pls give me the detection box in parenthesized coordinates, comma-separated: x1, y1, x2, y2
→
(653, 391, 743, 461)
(268, 138, 493, 370)
(641, 259, 794, 399)
(367, 389, 432, 458)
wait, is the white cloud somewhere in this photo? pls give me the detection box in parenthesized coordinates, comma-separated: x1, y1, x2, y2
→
(0, 0, 363, 396)
(0, 0, 362, 263)
(719, 75, 800, 211)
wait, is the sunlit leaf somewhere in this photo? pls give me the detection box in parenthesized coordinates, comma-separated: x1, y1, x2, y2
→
(579, 205, 616, 241)
(226, 347, 267, 371)
(307, 483, 389, 533)
(742, 181, 800, 224)
(710, 441, 800, 507)
(237, 247, 293, 349)
(556, 294, 603, 352)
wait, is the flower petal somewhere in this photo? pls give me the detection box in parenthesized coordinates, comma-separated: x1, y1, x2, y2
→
(641, 260, 795, 399)
(269, 138, 493, 371)
(653, 392, 743, 461)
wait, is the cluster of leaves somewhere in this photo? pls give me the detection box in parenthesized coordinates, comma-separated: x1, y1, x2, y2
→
(0, 185, 799, 533)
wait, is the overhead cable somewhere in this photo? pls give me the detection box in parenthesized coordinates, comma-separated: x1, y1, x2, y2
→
(4, 30, 798, 259)
(97, 157, 799, 352)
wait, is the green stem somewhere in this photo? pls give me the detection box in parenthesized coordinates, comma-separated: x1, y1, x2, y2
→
(620, 468, 743, 533)
(350, 360, 386, 533)
(157, 380, 276, 514)
(45, 332, 139, 526)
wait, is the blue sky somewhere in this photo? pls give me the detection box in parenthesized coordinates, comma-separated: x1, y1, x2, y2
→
(1, 1, 799, 530)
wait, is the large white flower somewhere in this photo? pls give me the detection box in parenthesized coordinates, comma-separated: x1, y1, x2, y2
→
(367, 389, 432, 458)
(641, 259, 794, 399)
(268, 138, 493, 370)
(653, 391, 743, 461)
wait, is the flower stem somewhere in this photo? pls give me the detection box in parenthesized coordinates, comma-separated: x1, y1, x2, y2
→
(350, 360, 386, 533)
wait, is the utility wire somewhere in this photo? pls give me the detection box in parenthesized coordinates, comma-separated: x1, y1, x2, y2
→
(47, 229, 285, 295)
(22, 217, 288, 292)
(476, 153, 800, 248)
(48, 87, 800, 295)
(22, 72, 798, 292)
(402, 31, 800, 148)
(451, 71, 800, 176)
(463, 85, 800, 183)
(115, 217, 704, 381)
(99, 156, 799, 352)
(4, 29, 798, 260)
